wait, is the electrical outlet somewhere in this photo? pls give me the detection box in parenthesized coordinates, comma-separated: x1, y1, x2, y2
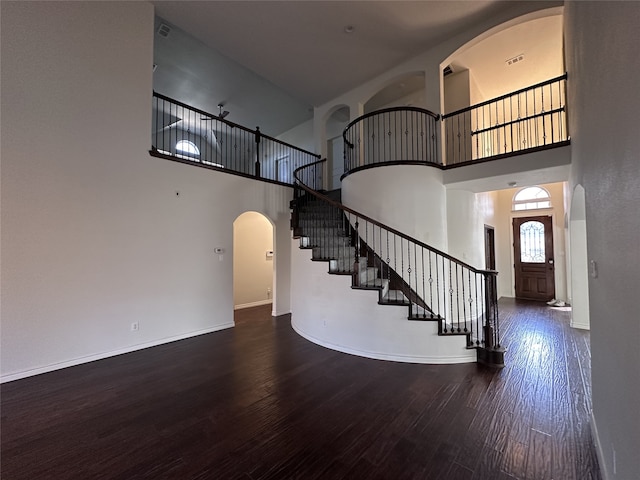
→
(267, 287, 271, 298)
(131, 322, 139, 332)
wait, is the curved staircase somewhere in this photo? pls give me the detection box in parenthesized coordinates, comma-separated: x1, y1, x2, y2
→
(291, 160, 505, 367)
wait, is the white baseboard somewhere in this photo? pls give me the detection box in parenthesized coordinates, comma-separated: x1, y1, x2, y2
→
(291, 321, 476, 365)
(233, 300, 272, 310)
(0, 323, 234, 384)
(591, 412, 610, 480)
(571, 320, 591, 330)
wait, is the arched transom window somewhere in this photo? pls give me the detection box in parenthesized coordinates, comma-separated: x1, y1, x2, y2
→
(513, 186, 551, 211)
(176, 140, 200, 156)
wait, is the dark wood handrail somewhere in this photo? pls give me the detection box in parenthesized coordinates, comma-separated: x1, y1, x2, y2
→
(442, 73, 568, 119)
(342, 106, 440, 149)
(472, 106, 566, 136)
(293, 159, 496, 277)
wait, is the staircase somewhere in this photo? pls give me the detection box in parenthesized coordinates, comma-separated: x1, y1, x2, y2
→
(291, 160, 505, 367)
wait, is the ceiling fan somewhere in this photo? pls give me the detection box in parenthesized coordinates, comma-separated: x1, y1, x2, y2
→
(200, 103, 230, 122)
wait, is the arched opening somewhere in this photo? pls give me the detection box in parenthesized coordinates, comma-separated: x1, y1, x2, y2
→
(363, 72, 426, 113)
(513, 186, 552, 210)
(569, 184, 590, 329)
(440, 9, 564, 111)
(233, 211, 275, 316)
(440, 8, 564, 163)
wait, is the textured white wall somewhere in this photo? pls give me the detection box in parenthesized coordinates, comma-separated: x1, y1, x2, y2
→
(446, 189, 491, 270)
(0, 2, 293, 381)
(565, 3, 640, 478)
(233, 212, 274, 308)
(342, 165, 448, 251)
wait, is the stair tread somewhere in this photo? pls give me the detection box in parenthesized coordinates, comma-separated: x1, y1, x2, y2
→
(380, 290, 409, 304)
(361, 278, 389, 288)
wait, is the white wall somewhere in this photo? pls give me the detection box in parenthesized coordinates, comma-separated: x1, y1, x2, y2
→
(446, 189, 496, 270)
(565, 3, 640, 479)
(233, 212, 274, 308)
(0, 2, 293, 381)
(342, 165, 448, 251)
(277, 118, 315, 156)
(568, 184, 590, 329)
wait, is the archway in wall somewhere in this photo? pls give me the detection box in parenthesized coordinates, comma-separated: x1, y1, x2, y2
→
(325, 106, 350, 191)
(233, 211, 275, 317)
(439, 8, 564, 162)
(569, 184, 590, 330)
(363, 72, 426, 113)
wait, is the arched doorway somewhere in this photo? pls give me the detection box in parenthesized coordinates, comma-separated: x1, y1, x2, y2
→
(233, 211, 275, 314)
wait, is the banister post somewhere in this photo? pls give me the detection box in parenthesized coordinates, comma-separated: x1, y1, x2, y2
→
(483, 272, 496, 349)
(255, 126, 261, 178)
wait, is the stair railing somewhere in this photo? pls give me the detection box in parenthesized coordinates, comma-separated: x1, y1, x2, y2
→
(293, 159, 503, 366)
(150, 92, 320, 185)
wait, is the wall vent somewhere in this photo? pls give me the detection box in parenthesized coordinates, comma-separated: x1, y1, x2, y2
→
(443, 65, 453, 76)
(157, 24, 172, 38)
(506, 54, 525, 66)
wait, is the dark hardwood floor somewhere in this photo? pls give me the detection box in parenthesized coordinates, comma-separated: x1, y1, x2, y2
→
(1, 298, 601, 479)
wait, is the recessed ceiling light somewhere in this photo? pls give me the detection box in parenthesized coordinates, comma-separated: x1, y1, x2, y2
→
(344, 25, 355, 34)
(508, 181, 517, 187)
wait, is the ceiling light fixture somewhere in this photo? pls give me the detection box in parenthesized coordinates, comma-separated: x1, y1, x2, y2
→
(218, 103, 230, 119)
(344, 25, 355, 34)
(508, 181, 518, 187)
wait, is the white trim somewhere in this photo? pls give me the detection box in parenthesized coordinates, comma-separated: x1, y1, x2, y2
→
(591, 412, 610, 480)
(233, 299, 273, 310)
(291, 322, 476, 365)
(0, 323, 234, 384)
(570, 320, 591, 330)
(273, 310, 292, 317)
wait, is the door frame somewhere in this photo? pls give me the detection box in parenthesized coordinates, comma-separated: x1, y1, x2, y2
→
(509, 210, 557, 299)
(484, 224, 496, 271)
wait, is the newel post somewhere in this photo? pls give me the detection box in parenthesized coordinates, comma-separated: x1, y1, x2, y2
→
(254, 126, 261, 178)
(483, 272, 498, 349)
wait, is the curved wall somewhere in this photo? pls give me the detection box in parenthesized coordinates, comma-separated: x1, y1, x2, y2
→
(342, 165, 448, 251)
(290, 240, 475, 364)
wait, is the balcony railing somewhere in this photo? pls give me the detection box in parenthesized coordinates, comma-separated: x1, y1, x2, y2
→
(150, 92, 320, 185)
(342, 107, 441, 177)
(443, 74, 568, 165)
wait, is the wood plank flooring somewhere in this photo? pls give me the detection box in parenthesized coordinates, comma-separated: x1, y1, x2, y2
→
(1, 298, 601, 479)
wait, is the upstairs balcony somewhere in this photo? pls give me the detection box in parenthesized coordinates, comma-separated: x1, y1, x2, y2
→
(150, 74, 569, 192)
(342, 74, 569, 181)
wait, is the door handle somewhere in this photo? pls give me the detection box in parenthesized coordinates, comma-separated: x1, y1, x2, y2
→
(548, 258, 554, 265)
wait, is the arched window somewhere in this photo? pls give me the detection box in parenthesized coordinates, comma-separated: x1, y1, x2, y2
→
(513, 186, 551, 211)
(176, 140, 200, 156)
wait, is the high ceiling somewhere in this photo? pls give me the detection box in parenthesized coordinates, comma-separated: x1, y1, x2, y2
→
(151, 0, 562, 134)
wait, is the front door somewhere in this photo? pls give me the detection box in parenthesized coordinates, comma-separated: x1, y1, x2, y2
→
(513, 215, 555, 301)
